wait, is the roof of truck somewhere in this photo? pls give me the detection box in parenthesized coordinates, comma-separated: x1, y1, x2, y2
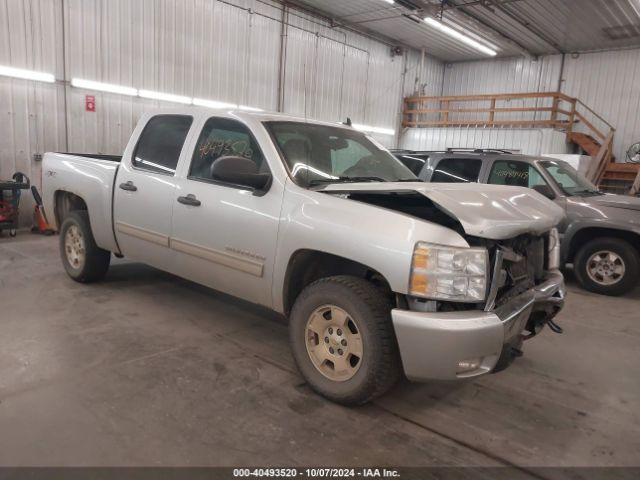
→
(148, 106, 355, 130)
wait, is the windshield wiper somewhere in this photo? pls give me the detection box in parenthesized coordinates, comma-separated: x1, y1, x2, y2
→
(571, 189, 603, 196)
(309, 176, 387, 186)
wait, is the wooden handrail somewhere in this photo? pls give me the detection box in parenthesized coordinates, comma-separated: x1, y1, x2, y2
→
(574, 111, 606, 141)
(576, 99, 615, 131)
(586, 130, 614, 183)
(404, 92, 565, 102)
(403, 91, 576, 129)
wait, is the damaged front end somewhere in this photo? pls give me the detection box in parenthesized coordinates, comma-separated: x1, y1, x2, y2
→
(477, 232, 565, 372)
(392, 231, 565, 381)
(319, 184, 566, 382)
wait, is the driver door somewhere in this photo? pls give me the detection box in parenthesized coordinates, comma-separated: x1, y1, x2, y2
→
(170, 116, 281, 308)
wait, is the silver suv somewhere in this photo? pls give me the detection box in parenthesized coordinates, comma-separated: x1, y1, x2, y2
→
(394, 149, 640, 296)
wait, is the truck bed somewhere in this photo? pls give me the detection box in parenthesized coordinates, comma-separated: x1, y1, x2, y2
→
(42, 152, 121, 253)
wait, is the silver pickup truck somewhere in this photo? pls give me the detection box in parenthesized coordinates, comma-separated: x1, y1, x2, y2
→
(42, 109, 566, 405)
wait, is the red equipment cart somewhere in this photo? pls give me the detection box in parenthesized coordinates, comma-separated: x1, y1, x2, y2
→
(0, 172, 30, 237)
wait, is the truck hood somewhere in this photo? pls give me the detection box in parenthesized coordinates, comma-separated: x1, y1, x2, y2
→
(319, 182, 565, 240)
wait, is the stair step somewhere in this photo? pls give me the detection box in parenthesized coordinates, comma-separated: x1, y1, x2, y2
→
(601, 174, 638, 181)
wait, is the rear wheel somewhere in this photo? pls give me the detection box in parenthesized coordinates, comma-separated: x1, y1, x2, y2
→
(574, 237, 639, 296)
(59, 211, 111, 282)
(289, 275, 401, 405)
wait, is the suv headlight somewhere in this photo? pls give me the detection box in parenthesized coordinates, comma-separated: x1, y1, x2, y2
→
(409, 242, 489, 302)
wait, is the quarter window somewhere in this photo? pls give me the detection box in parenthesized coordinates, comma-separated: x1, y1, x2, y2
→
(431, 158, 482, 183)
(133, 115, 193, 175)
(189, 117, 267, 182)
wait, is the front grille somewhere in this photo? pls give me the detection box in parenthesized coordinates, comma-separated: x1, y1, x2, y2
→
(492, 235, 547, 308)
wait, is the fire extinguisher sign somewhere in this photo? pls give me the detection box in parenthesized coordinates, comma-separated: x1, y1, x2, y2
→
(85, 95, 96, 112)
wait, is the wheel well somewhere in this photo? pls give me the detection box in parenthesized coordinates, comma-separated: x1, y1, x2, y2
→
(54, 191, 88, 227)
(567, 227, 640, 262)
(283, 250, 392, 314)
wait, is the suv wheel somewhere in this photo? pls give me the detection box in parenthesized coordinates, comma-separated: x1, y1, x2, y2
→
(574, 237, 639, 296)
(289, 275, 401, 405)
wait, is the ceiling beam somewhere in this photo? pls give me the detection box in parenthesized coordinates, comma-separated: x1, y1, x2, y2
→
(482, 1, 565, 53)
(442, 0, 538, 59)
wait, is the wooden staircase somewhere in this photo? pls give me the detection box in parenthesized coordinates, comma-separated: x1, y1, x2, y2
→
(567, 131, 639, 193)
(567, 132, 605, 158)
(402, 91, 640, 195)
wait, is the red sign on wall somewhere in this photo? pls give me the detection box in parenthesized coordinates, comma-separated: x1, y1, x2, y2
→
(85, 95, 96, 112)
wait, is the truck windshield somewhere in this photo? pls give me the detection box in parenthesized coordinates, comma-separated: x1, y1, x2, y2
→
(538, 160, 602, 196)
(265, 121, 416, 187)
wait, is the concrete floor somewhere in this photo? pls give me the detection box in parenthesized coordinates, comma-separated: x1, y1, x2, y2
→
(1, 234, 639, 468)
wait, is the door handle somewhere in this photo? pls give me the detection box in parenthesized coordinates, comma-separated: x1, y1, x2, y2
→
(177, 194, 201, 207)
(119, 181, 137, 192)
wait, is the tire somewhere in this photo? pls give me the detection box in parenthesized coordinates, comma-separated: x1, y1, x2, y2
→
(59, 210, 111, 283)
(289, 275, 402, 406)
(574, 237, 639, 296)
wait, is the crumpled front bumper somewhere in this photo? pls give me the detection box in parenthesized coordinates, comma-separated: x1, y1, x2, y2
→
(391, 270, 565, 381)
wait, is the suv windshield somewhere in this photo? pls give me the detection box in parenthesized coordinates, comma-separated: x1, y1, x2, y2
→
(265, 121, 416, 187)
(538, 160, 601, 196)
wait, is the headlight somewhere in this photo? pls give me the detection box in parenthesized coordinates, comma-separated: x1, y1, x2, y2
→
(548, 228, 560, 270)
(409, 242, 489, 302)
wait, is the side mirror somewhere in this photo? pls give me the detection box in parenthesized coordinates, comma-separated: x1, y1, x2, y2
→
(532, 184, 556, 200)
(210, 156, 271, 192)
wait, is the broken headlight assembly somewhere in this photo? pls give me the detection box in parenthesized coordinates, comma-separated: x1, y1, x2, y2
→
(409, 242, 489, 302)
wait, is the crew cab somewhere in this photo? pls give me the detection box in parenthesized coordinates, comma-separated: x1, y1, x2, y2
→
(43, 110, 565, 405)
(394, 148, 640, 296)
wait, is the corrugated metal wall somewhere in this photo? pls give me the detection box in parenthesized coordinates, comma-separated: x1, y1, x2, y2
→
(402, 128, 568, 156)
(562, 48, 640, 162)
(0, 0, 66, 191)
(1, 0, 411, 225)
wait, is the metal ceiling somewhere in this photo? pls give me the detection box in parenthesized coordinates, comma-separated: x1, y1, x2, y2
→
(290, 0, 640, 61)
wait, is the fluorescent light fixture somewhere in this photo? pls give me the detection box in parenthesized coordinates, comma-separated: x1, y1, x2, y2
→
(352, 123, 396, 136)
(381, 0, 395, 4)
(0, 65, 55, 83)
(139, 89, 192, 104)
(192, 98, 237, 109)
(238, 105, 264, 112)
(69, 78, 266, 112)
(424, 17, 497, 56)
(71, 78, 137, 96)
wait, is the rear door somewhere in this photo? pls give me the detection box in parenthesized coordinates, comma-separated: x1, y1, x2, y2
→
(169, 116, 282, 307)
(113, 114, 194, 271)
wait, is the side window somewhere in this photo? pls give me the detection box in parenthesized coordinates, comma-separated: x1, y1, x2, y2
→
(431, 158, 482, 183)
(488, 160, 548, 188)
(189, 117, 267, 182)
(133, 115, 193, 175)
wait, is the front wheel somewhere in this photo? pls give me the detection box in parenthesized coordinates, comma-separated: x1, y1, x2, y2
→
(289, 275, 402, 405)
(59, 211, 111, 283)
(574, 237, 639, 296)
